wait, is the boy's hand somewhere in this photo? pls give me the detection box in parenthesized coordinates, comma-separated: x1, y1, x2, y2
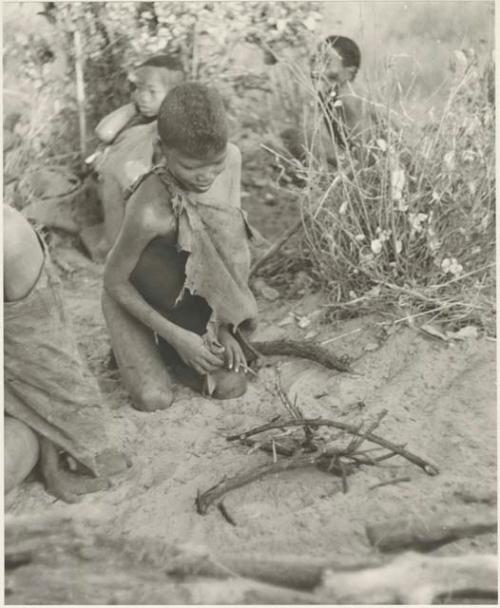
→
(172, 330, 224, 376)
(218, 326, 247, 373)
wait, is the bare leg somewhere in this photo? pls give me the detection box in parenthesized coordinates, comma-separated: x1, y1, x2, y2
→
(4, 417, 39, 495)
(102, 291, 174, 411)
(130, 237, 248, 400)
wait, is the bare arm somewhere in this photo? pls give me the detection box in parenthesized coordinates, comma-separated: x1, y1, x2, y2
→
(95, 103, 137, 144)
(103, 189, 223, 374)
(103, 195, 184, 344)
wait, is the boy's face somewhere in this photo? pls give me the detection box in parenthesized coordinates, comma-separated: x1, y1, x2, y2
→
(162, 144, 228, 194)
(311, 48, 355, 98)
(130, 67, 181, 118)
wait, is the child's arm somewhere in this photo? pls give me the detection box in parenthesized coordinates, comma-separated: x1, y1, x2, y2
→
(95, 103, 138, 144)
(103, 192, 223, 375)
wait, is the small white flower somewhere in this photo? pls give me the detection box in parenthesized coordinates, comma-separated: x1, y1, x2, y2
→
(409, 212, 428, 234)
(377, 138, 388, 152)
(339, 201, 348, 215)
(371, 239, 383, 254)
(355, 234, 366, 242)
(395, 240, 403, 254)
(441, 257, 463, 277)
(391, 168, 406, 202)
(444, 151, 455, 171)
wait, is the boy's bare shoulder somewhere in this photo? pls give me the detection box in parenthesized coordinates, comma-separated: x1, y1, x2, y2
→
(125, 172, 176, 232)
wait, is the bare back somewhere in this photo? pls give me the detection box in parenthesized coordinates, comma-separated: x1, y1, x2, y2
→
(3, 206, 44, 302)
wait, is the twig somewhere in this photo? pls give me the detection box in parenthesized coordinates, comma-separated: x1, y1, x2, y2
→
(369, 476, 411, 491)
(250, 218, 304, 277)
(239, 437, 295, 457)
(276, 373, 316, 449)
(347, 410, 388, 453)
(250, 339, 352, 372)
(71, 21, 87, 161)
(196, 453, 342, 515)
(226, 418, 439, 475)
(217, 501, 237, 526)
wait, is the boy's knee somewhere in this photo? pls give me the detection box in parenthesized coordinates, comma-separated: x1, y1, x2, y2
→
(133, 386, 174, 412)
(212, 370, 247, 400)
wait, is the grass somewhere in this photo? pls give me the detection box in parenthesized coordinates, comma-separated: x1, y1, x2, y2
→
(258, 46, 495, 333)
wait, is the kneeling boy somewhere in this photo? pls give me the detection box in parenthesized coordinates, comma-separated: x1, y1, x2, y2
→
(102, 83, 258, 412)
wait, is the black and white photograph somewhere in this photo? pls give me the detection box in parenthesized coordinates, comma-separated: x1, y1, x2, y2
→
(3, 1, 497, 604)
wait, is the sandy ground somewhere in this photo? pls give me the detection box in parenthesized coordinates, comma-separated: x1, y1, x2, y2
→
(6, 239, 497, 568)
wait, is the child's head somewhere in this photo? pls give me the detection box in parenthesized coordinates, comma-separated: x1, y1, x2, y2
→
(311, 35, 361, 97)
(129, 54, 184, 118)
(157, 83, 228, 193)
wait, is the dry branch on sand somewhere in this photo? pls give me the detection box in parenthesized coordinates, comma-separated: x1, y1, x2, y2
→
(196, 411, 438, 516)
(5, 509, 497, 604)
(366, 510, 498, 552)
(236, 329, 353, 372)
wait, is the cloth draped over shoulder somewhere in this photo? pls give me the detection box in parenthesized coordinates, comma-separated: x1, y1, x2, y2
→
(4, 247, 126, 476)
(128, 164, 258, 333)
(95, 121, 157, 192)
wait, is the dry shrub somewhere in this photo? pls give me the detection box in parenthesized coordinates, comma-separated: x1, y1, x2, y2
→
(262, 51, 495, 330)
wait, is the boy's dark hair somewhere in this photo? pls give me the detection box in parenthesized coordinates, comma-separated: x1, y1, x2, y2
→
(158, 83, 228, 157)
(316, 35, 361, 74)
(138, 54, 184, 73)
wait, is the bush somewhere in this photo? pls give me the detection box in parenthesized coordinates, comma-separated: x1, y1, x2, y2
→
(260, 50, 495, 330)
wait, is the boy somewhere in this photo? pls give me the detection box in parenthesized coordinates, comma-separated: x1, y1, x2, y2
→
(281, 35, 370, 167)
(103, 83, 258, 412)
(310, 35, 365, 148)
(4, 205, 129, 502)
(91, 55, 184, 257)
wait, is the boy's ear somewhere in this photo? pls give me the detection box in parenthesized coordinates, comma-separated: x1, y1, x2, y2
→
(345, 66, 358, 82)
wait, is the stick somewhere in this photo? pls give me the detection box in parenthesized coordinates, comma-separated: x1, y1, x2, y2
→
(72, 23, 87, 160)
(276, 373, 316, 449)
(320, 551, 498, 604)
(5, 510, 321, 604)
(217, 501, 237, 526)
(369, 476, 411, 491)
(196, 453, 346, 515)
(251, 339, 352, 372)
(365, 510, 498, 552)
(226, 417, 439, 475)
(239, 436, 295, 457)
(249, 217, 303, 277)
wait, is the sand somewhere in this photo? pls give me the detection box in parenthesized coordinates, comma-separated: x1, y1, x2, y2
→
(5, 244, 497, 567)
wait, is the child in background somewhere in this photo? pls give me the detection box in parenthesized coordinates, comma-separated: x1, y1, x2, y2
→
(310, 35, 365, 148)
(102, 83, 258, 412)
(281, 35, 370, 168)
(91, 54, 184, 257)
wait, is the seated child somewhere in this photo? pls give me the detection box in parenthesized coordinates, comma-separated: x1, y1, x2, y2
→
(4, 205, 129, 502)
(281, 35, 371, 168)
(102, 83, 258, 412)
(92, 54, 184, 257)
(310, 34, 366, 148)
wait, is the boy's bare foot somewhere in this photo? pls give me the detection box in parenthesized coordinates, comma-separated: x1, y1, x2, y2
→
(40, 437, 110, 503)
(95, 448, 132, 476)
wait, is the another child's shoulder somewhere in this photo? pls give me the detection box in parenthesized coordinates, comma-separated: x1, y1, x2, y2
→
(128, 170, 169, 203)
